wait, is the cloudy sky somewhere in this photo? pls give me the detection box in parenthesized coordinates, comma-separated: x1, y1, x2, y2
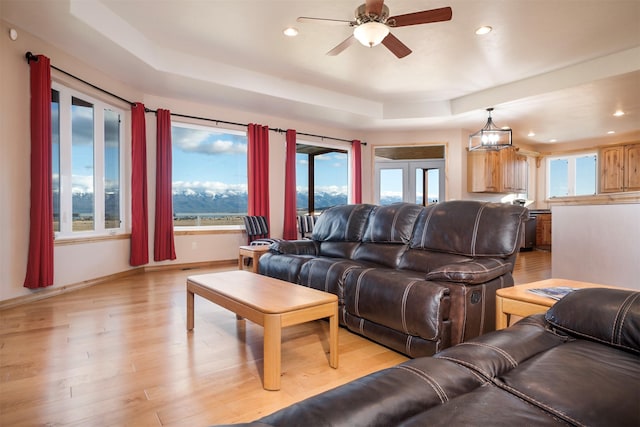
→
(171, 123, 349, 196)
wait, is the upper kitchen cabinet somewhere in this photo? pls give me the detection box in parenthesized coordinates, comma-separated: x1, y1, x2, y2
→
(468, 146, 527, 193)
(599, 142, 640, 193)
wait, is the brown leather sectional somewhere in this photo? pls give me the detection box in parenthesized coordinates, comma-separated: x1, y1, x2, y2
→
(220, 288, 640, 426)
(259, 200, 528, 357)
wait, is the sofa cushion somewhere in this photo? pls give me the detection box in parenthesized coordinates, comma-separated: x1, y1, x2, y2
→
(545, 287, 640, 355)
(352, 242, 408, 268)
(435, 315, 568, 379)
(257, 252, 315, 283)
(344, 268, 449, 341)
(397, 249, 472, 273)
(424, 257, 513, 284)
(312, 204, 375, 242)
(257, 357, 485, 427)
(299, 257, 373, 307)
(410, 201, 527, 257)
(498, 339, 640, 427)
(362, 203, 424, 243)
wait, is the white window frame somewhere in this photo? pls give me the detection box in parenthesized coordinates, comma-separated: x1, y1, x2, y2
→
(52, 82, 126, 239)
(546, 152, 598, 198)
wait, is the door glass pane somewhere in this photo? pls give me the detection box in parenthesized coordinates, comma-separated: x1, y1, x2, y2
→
(379, 169, 403, 205)
(427, 168, 440, 203)
(575, 154, 596, 196)
(104, 109, 120, 229)
(549, 158, 568, 197)
(415, 168, 424, 205)
(52, 89, 60, 232)
(71, 96, 94, 231)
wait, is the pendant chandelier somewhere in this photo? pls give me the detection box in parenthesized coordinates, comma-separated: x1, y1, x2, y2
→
(468, 108, 512, 151)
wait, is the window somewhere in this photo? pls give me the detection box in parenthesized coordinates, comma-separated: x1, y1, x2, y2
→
(52, 83, 125, 237)
(296, 143, 348, 214)
(547, 153, 597, 198)
(171, 122, 247, 227)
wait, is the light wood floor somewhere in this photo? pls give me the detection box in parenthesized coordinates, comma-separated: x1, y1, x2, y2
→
(0, 250, 550, 426)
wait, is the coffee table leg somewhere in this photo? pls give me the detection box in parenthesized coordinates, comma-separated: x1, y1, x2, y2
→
(187, 287, 194, 331)
(263, 314, 282, 391)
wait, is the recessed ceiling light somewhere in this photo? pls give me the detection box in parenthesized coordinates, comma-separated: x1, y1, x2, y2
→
(283, 27, 299, 37)
(607, 130, 616, 134)
(475, 26, 492, 35)
(527, 131, 536, 137)
(613, 110, 625, 117)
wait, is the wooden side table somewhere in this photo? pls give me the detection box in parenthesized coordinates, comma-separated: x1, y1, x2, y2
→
(238, 245, 270, 273)
(495, 278, 621, 330)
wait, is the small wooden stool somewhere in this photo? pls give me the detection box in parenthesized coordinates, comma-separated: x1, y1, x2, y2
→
(238, 245, 270, 273)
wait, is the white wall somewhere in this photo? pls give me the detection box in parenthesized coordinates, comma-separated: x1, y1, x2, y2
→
(552, 204, 640, 289)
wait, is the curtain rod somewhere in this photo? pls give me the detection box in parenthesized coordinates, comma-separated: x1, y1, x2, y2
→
(25, 51, 365, 146)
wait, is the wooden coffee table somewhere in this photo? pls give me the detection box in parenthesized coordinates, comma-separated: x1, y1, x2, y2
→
(186, 270, 338, 390)
(496, 278, 621, 329)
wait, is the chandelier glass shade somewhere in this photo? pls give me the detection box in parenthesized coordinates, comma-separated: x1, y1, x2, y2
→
(353, 22, 390, 47)
(468, 108, 512, 151)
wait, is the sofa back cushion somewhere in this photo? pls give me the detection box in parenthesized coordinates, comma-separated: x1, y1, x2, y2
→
(410, 201, 527, 257)
(362, 203, 425, 244)
(312, 204, 375, 242)
(352, 243, 408, 268)
(545, 288, 640, 355)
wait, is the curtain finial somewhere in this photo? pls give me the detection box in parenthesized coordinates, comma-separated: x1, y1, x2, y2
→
(25, 51, 39, 63)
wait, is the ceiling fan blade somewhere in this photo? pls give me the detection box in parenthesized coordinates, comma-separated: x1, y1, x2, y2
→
(381, 33, 412, 58)
(297, 16, 352, 26)
(365, 0, 385, 17)
(326, 35, 357, 56)
(388, 6, 452, 27)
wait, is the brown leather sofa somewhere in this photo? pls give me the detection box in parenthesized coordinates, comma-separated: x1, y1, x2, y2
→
(220, 288, 640, 426)
(259, 200, 528, 357)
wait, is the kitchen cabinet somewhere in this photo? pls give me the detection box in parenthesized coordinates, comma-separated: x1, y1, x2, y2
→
(533, 212, 552, 250)
(468, 147, 527, 193)
(468, 149, 500, 192)
(599, 142, 640, 193)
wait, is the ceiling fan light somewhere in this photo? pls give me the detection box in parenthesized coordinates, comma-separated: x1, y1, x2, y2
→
(353, 21, 389, 47)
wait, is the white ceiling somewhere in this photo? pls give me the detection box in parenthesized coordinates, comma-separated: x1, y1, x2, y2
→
(2, 0, 640, 148)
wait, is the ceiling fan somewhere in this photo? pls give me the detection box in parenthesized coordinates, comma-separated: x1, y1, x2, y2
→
(297, 0, 452, 58)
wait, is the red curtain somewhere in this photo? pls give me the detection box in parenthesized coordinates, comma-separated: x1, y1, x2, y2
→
(247, 123, 270, 228)
(154, 109, 176, 261)
(24, 54, 54, 288)
(130, 102, 149, 266)
(283, 129, 298, 240)
(351, 140, 362, 204)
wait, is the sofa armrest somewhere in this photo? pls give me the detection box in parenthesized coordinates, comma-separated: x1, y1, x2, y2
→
(425, 257, 512, 284)
(269, 239, 319, 256)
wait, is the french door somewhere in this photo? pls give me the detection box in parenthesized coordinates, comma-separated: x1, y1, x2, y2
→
(375, 160, 445, 205)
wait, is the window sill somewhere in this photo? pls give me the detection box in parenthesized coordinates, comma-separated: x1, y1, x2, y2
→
(174, 226, 244, 235)
(54, 233, 130, 246)
(546, 192, 640, 206)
